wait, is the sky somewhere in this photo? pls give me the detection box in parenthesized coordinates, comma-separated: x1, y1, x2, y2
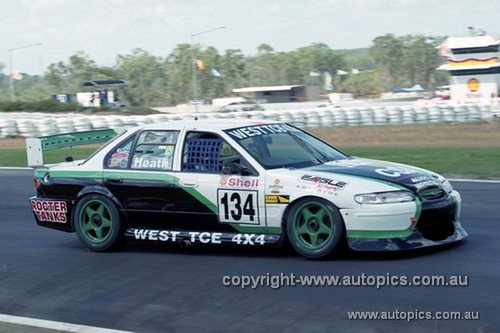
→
(1, 0, 499, 75)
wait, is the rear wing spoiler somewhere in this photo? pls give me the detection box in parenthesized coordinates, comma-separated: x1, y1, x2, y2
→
(26, 129, 117, 167)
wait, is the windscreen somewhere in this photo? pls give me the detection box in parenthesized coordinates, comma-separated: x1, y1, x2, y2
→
(224, 123, 348, 169)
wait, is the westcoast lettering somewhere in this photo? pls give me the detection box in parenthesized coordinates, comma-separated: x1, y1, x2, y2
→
(134, 229, 222, 243)
(226, 124, 300, 140)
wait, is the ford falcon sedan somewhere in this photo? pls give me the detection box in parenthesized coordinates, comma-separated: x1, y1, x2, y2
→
(27, 119, 467, 259)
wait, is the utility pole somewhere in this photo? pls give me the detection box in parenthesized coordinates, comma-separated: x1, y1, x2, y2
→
(8, 43, 42, 101)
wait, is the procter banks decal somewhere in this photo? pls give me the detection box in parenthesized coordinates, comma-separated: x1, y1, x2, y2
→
(30, 200, 67, 223)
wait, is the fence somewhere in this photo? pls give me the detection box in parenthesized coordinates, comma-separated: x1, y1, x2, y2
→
(0, 104, 494, 139)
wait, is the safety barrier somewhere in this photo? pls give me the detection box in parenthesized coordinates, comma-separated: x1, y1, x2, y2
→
(0, 104, 494, 139)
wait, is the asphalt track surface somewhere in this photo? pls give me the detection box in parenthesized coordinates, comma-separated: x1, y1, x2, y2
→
(0, 169, 498, 333)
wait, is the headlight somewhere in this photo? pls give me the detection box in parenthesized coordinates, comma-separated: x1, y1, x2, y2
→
(441, 179, 453, 193)
(433, 173, 453, 193)
(354, 191, 416, 204)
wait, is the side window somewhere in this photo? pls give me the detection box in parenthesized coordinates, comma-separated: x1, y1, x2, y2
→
(130, 130, 179, 171)
(220, 141, 241, 165)
(182, 132, 222, 173)
(181, 131, 258, 176)
(106, 136, 134, 169)
(183, 132, 243, 173)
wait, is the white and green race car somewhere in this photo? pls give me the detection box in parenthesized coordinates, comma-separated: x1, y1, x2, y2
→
(27, 119, 467, 259)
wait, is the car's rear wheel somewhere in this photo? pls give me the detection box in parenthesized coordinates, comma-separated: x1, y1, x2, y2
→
(286, 198, 345, 259)
(74, 194, 123, 252)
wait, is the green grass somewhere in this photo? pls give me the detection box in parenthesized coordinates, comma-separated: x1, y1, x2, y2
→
(1, 145, 499, 179)
(1, 120, 500, 178)
(0, 148, 97, 167)
(341, 147, 500, 179)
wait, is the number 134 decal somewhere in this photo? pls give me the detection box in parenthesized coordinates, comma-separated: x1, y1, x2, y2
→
(218, 190, 259, 225)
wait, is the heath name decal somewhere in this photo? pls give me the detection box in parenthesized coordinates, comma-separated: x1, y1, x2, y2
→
(132, 157, 171, 170)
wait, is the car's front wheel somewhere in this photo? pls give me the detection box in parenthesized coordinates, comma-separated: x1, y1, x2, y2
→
(74, 194, 123, 252)
(286, 198, 345, 259)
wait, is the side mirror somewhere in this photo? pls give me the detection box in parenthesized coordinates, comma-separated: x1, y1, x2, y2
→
(221, 162, 241, 175)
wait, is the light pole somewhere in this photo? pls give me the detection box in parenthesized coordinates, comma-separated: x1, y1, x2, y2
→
(191, 26, 226, 117)
(8, 42, 42, 101)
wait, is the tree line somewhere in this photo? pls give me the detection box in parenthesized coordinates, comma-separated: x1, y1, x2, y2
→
(0, 34, 448, 107)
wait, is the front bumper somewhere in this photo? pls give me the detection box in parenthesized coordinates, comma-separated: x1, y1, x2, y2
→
(345, 190, 466, 251)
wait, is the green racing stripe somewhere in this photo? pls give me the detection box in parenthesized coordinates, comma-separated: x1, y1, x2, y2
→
(38, 169, 280, 234)
(346, 227, 414, 239)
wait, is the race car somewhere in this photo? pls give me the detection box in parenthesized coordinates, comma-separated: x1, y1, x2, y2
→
(26, 119, 467, 259)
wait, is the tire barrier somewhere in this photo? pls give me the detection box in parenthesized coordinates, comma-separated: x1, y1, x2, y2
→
(0, 105, 494, 139)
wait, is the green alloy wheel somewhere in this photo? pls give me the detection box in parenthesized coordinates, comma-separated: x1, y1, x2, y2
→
(286, 198, 345, 259)
(74, 194, 123, 252)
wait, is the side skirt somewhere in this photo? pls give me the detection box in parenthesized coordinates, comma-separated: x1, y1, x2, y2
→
(125, 228, 282, 247)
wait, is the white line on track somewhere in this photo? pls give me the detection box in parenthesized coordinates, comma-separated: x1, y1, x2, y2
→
(448, 178, 500, 184)
(0, 167, 33, 170)
(0, 314, 133, 333)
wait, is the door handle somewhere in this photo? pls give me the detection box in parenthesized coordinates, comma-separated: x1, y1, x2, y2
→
(106, 177, 123, 184)
(179, 179, 198, 188)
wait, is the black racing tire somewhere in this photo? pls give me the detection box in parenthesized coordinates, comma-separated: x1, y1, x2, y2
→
(286, 197, 345, 259)
(73, 194, 124, 252)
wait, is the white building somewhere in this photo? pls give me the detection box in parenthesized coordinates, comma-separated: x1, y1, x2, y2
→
(438, 34, 500, 105)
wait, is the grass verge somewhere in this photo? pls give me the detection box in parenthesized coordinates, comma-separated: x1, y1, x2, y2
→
(0, 147, 97, 168)
(340, 147, 500, 179)
(0, 120, 499, 179)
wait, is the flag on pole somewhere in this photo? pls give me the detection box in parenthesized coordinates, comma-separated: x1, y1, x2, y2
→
(195, 59, 204, 70)
(211, 68, 222, 77)
(324, 71, 333, 92)
(11, 70, 23, 80)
